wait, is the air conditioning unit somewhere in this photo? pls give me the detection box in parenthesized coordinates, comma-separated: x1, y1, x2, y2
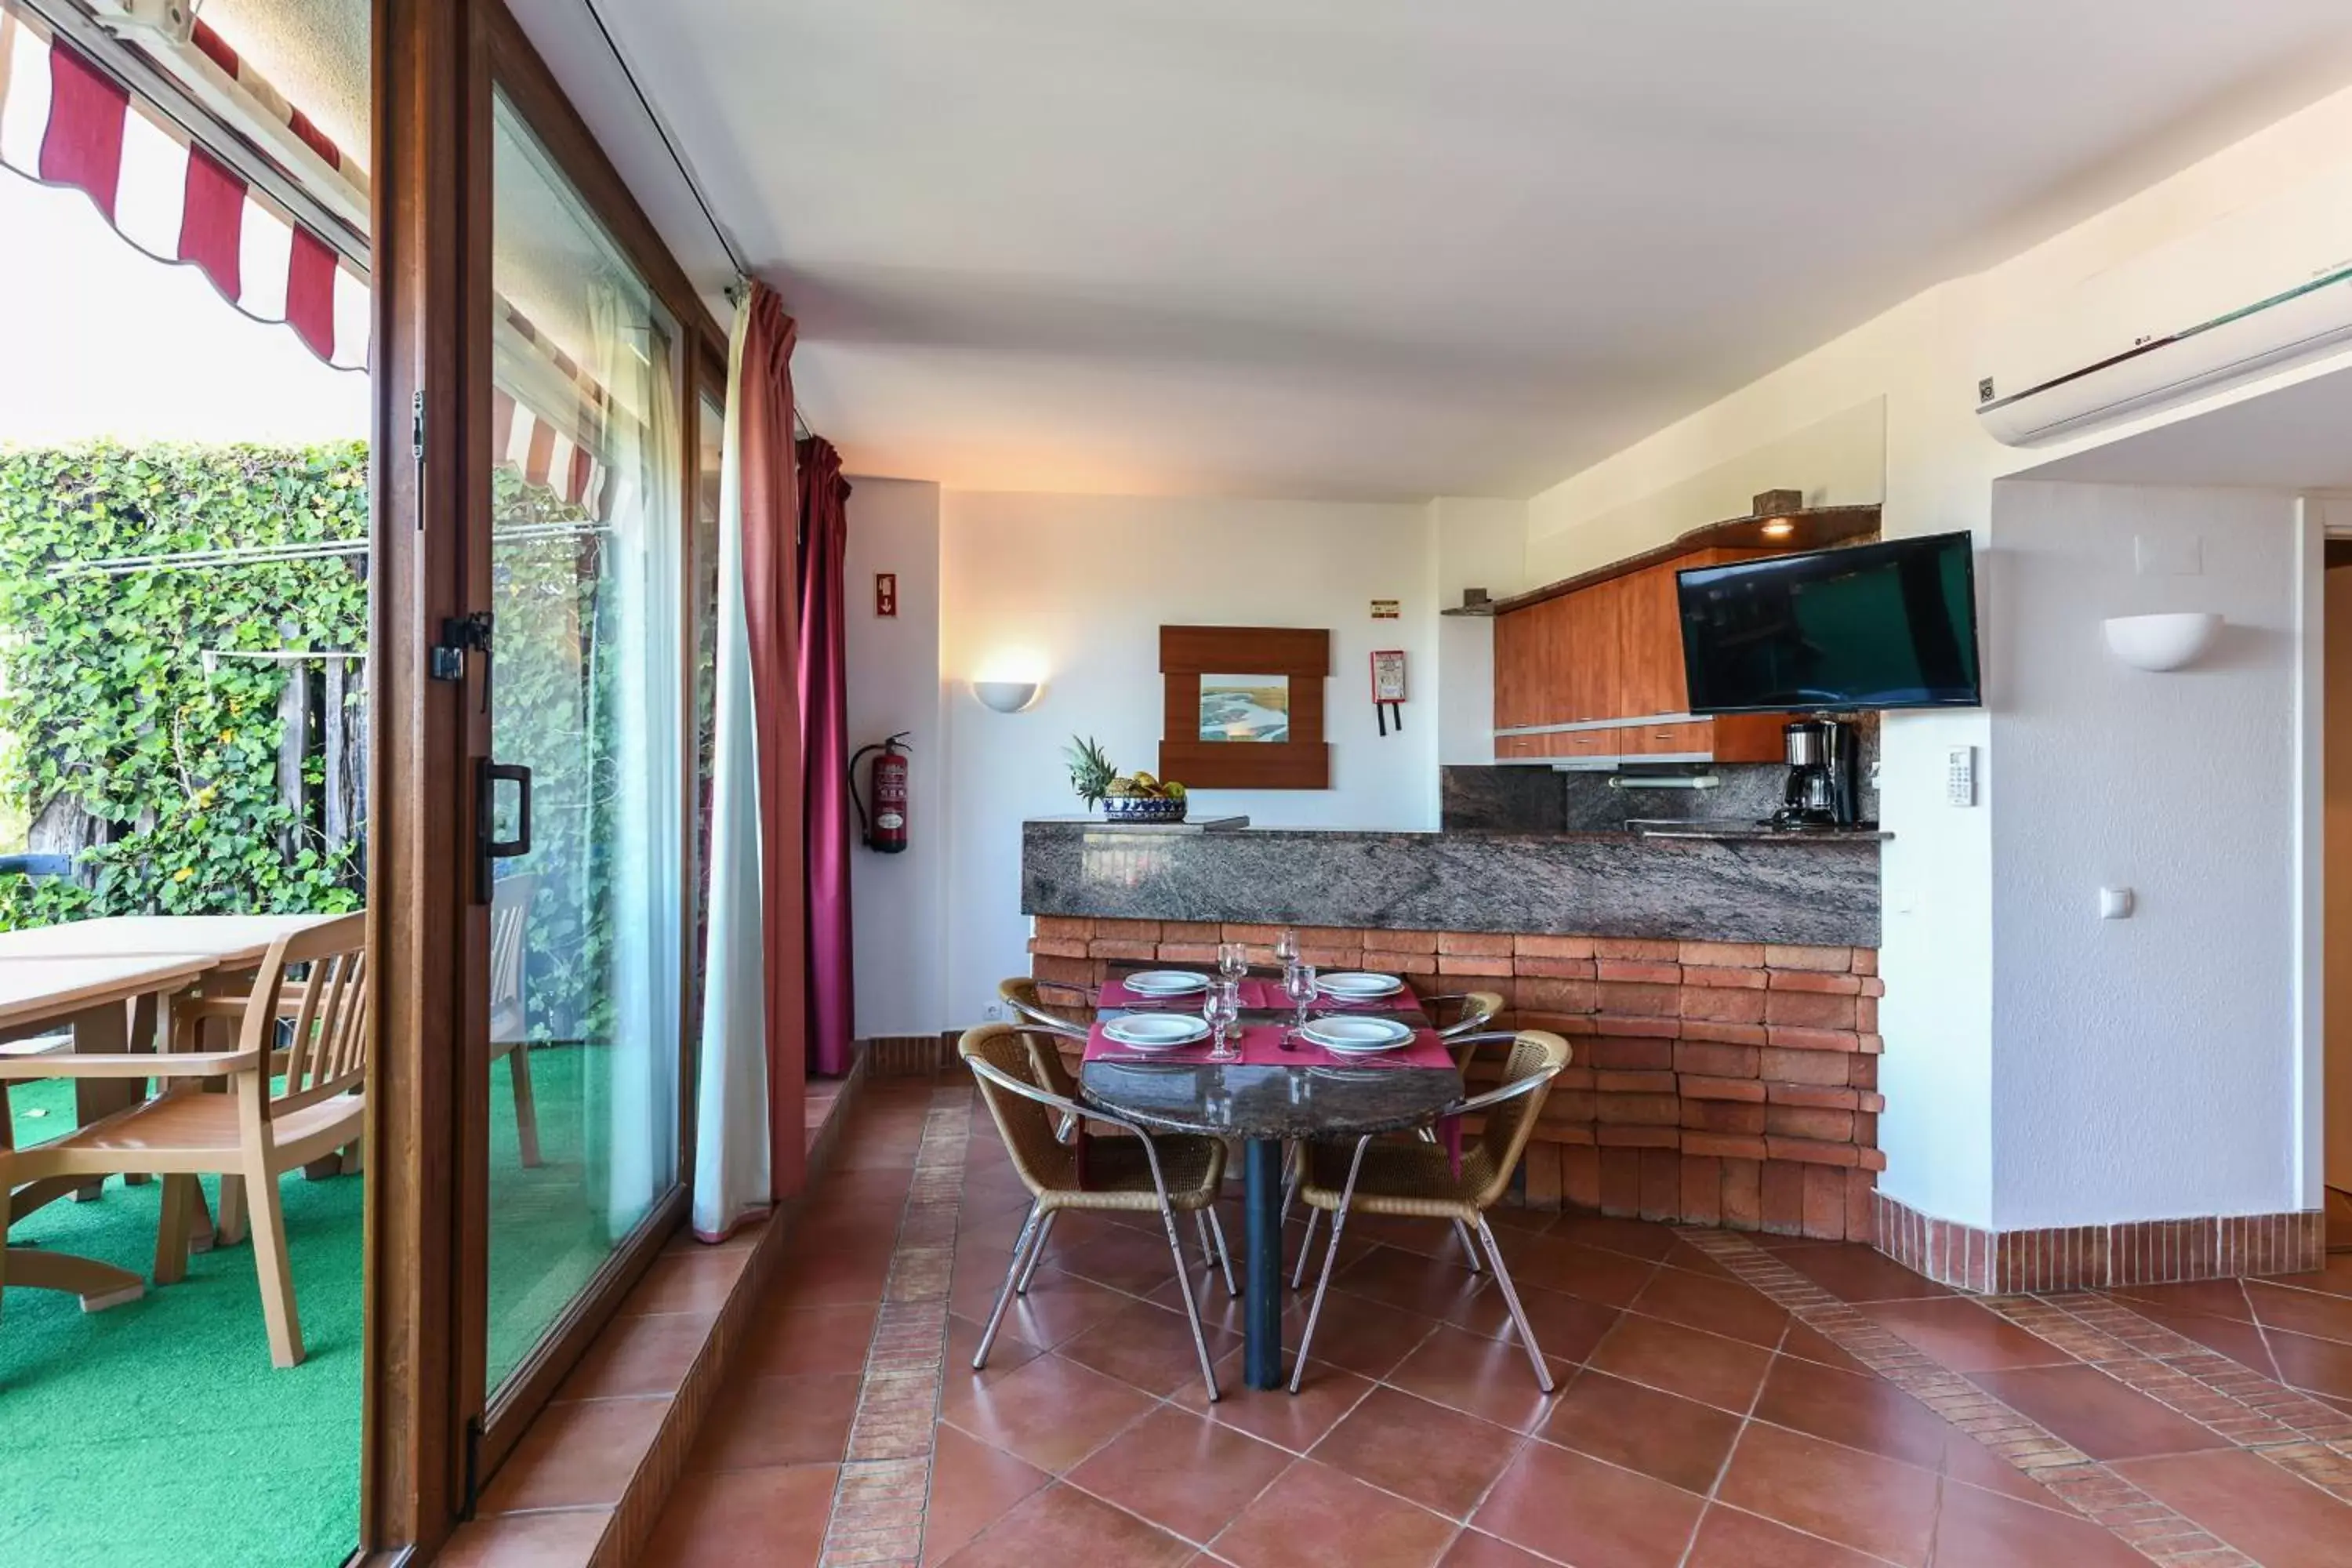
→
(1975, 169, 2352, 446)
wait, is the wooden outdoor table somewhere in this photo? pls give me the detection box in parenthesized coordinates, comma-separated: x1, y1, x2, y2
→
(0, 913, 347, 1310)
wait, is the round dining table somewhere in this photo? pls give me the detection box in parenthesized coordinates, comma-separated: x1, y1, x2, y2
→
(1080, 973, 1463, 1391)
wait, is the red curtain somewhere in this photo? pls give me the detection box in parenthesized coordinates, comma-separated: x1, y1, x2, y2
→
(735, 283, 808, 1200)
(797, 437, 855, 1077)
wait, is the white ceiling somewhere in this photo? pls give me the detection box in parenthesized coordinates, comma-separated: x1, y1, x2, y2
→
(515, 2, 2352, 500)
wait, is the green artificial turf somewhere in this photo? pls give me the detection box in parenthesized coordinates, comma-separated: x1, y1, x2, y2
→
(2, 1044, 628, 1568)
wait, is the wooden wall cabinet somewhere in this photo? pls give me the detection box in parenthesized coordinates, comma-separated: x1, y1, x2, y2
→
(1490, 548, 1793, 766)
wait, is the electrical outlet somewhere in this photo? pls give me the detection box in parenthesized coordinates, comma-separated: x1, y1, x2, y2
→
(982, 1004, 1003, 1020)
(1946, 746, 1976, 807)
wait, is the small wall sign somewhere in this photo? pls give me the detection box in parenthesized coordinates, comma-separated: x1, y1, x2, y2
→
(1370, 598, 1399, 620)
(875, 572, 898, 619)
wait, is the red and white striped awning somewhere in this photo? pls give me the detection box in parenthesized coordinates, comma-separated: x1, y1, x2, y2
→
(0, 5, 368, 369)
(492, 386, 609, 517)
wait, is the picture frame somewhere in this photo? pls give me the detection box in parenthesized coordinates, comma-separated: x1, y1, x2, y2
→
(1158, 625, 1330, 789)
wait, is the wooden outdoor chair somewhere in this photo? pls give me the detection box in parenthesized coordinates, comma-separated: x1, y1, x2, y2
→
(0, 913, 368, 1367)
(490, 873, 544, 1167)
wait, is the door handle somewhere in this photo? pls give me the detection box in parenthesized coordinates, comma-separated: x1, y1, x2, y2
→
(477, 760, 532, 902)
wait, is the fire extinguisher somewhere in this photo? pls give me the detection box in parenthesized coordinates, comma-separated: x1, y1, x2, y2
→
(850, 732, 912, 854)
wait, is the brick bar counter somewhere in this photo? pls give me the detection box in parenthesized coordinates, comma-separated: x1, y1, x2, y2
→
(1022, 820, 1886, 1243)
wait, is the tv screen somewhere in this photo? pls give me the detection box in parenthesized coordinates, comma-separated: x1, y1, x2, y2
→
(1676, 532, 1982, 713)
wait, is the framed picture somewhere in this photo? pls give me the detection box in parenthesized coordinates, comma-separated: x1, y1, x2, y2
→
(1158, 626, 1330, 789)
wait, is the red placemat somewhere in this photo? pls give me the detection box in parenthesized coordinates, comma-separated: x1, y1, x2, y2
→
(1084, 1021, 1450, 1070)
(1098, 975, 1285, 1010)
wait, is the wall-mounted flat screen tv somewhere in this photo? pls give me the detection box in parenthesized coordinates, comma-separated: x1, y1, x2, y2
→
(1676, 532, 1982, 713)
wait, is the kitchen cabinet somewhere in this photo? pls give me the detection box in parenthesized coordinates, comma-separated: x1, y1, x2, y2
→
(1490, 549, 1793, 766)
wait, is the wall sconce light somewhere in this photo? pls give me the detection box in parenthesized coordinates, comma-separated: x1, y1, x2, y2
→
(1759, 517, 1796, 539)
(971, 680, 1043, 713)
(2102, 612, 2222, 672)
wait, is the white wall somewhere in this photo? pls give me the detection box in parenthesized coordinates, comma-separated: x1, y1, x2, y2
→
(939, 491, 1439, 1027)
(1511, 78, 2352, 1229)
(843, 478, 949, 1037)
(1989, 483, 2303, 1228)
(1428, 497, 1529, 768)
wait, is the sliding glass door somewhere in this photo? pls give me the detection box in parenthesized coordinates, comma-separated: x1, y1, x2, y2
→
(481, 85, 685, 1397)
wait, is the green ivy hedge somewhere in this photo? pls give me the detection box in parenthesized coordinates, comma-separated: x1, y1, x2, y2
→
(0, 441, 370, 927)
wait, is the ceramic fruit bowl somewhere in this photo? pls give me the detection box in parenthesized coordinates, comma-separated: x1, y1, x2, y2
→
(1102, 796, 1187, 824)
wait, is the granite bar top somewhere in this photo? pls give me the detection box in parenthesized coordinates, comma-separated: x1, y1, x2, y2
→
(1023, 821, 1879, 948)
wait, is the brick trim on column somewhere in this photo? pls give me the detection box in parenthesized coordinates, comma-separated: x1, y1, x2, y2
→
(1028, 916, 1885, 1242)
(1873, 1190, 2326, 1292)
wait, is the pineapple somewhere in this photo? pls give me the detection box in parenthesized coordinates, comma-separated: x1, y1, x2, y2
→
(1065, 735, 1117, 809)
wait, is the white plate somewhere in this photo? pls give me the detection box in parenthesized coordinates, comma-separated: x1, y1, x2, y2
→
(1315, 971, 1404, 1000)
(1103, 1014, 1210, 1050)
(1122, 970, 1209, 996)
(1301, 1016, 1414, 1053)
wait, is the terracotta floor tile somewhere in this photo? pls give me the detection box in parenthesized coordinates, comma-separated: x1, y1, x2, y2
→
(625, 1246, 754, 1315)
(922, 1425, 1053, 1566)
(1626, 1265, 1789, 1348)
(1584, 1312, 1773, 1414)
(1777, 1319, 1874, 1376)
(2104, 1278, 2254, 1322)
(1471, 1436, 1704, 1568)
(437, 1509, 612, 1568)
(1772, 1244, 1950, 1304)
(1173, 1349, 1379, 1453)
(941, 1480, 1194, 1568)
(1537, 1368, 1740, 1494)
(1054, 1297, 1237, 1399)
(2107, 1297, 2279, 1380)
(1548, 1214, 1680, 1261)
(477, 1396, 668, 1513)
(2246, 1278, 2352, 1345)
(1432, 1529, 1552, 1568)
(942, 1350, 1158, 1472)
(1382, 1323, 1570, 1433)
(1752, 1355, 1950, 1470)
(559, 1308, 717, 1399)
(1682, 1504, 1887, 1567)
(689, 1372, 862, 1472)
(1439, 1276, 1621, 1364)
(1214, 1457, 1461, 1568)
(2116, 1448, 2352, 1568)
(1489, 1234, 1661, 1308)
(1968, 1364, 2228, 1461)
(949, 1265, 1135, 1352)
(741, 1301, 880, 1379)
(1940, 1438, 2071, 1512)
(1861, 1297, 2074, 1373)
(1051, 1225, 1201, 1296)
(1715, 1422, 1937, 1566)
(771, 1249, 895, 1311)
(2263, 1323, 2352, 1399)
(641, 1465, 838, 1568)
(1067, 1404, 1296, 1544)
(1929, 1476, 2152, 1568)
(1289, 1290, 1443, 1378)
(1330, 1243, 1493, 1321)
(1310, 1386, 1526, 1519)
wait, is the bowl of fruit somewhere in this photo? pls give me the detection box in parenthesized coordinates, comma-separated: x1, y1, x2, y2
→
(1066, 736, 1189, 823)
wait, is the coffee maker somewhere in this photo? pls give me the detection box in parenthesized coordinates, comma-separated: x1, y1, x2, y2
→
(1772, 717, 1859, 829)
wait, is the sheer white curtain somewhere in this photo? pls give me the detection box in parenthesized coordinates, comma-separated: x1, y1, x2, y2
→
(692, 302, 773, 1239)
(597, 294, 684, 1237)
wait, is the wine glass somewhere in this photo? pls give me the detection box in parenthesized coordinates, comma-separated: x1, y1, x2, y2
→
(1274, 927, 1301, 967)
(1283, 962, 1318, 1033)
(1217, 942, 1249, 983)
(1206, 978, 1242, 1062)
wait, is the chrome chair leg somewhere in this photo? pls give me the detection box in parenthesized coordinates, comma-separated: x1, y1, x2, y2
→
(975, 1205, 1044, 1370)
(1207, 1206, 1240, 1298)
(1015, 1210, 1058, 1295)
(1414, 1126, 1483, 1272)
(1193, 1209, 1218, 1272)
(1290, 1137, 1370, 1395)
(1156, 1206, 1221, 1403)
(1290, 1206, 1320, 1290)
(1478, 1214, 1555, 1393)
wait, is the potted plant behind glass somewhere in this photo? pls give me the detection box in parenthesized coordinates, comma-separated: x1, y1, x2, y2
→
(1064, 735, 1187, 823)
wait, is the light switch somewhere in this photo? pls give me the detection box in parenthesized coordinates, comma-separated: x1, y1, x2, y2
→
(2100, 887, 2135, 920)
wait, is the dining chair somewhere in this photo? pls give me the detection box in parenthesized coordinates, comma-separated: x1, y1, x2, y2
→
(958, 1022, 1236, 1401)
(490, 872, 545, 1167)
(0, 914, 368, 1367)
(1288, 1029, 1571, 1395)
(1420, 990, 1504, 1040)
